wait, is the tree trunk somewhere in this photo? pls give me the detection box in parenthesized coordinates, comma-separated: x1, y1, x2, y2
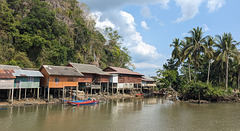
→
(188, 60, 191, 83)
(194, 56, 197, 83)
(225, 56, 229, 91)
(238, 70, 240, 89)
(207, 60, 211, 84)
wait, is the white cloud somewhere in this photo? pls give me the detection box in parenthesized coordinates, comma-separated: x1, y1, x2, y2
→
(93, 12, 115, 29)
(207, 0, 225, 12)
(203, 24, 210, 32)
(141, 21, 150, 30)
(174, 0, 205, 23)
(140, 6, 152, 18)
(134, 62, 160, 69)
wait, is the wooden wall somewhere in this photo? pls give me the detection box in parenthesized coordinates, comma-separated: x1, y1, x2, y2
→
(40, 67, 79, 88)
(118, 75, 142, 84)
(0, 79, 14, 89)
(78, 74, 93, 83)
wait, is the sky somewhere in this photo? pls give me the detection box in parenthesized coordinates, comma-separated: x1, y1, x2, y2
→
(78, 0, 240, 76)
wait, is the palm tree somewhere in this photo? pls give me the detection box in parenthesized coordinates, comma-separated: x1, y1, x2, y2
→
(181, 38, 192, 83)
(170, 38, 182, 66)
(183, 27, 208, 83)
(215, 33, 239, 91)
(204, 36, 215, 84)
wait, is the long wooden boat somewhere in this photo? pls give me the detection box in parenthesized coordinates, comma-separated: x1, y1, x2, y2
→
(67, 100, 99, 106)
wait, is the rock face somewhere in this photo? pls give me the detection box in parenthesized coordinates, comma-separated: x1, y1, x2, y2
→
(187, 99, 210, 104)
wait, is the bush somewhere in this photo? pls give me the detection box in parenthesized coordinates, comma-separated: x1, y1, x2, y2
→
(181, 81, 225, 101)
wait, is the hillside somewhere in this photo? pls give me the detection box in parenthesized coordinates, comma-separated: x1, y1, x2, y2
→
(0, 0, 132, 69)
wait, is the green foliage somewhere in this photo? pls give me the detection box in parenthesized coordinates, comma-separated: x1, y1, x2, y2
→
(0, 0, 132, 69)
(181, 82, 225, 100)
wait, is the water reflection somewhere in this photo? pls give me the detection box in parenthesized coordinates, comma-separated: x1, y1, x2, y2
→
(1, 97, 240, 131)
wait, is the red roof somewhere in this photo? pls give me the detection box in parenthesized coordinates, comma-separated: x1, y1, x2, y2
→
(104, 66, 143, 76)
(0, 69, 16, 78)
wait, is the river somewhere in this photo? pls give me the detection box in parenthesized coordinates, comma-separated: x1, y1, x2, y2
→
(0, 97, 240, 131)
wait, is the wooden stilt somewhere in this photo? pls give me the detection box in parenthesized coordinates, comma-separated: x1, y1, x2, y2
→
(11, 88, 14, 103)
(8, 89, 11, 101)
(58, 88, 60, 98)
(71, 87, 73, 100)
(137, 84, 138, 92)
(47, 87, 50, 102)
(100, 82, 102, 93)
(25, 88, 27, 99)
(112, 83, 113, 94)
(37, 88, 39, 99)
(19, 88, 21, 101)
(33, 88, 36, 98)
(76, 86, 78, 100)
(107, 82, 109, 94)
(43, 87, 46, 99)
(63, 87, 65, 99)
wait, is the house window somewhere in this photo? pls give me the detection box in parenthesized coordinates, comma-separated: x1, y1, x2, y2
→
(55, 78, 59, 84)
(85, 77, 87, 80)
(28, 77, 34, 82)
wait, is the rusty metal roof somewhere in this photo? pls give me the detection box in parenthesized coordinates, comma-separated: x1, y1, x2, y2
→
(0, 69, 16, 79)
(103, 66, 143, 76)
(41, 65, 83, 76)
(69, 62, 109, 75)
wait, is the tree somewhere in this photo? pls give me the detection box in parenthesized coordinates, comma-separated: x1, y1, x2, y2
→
(183, 27, 208, 83)
(170, 38, 182, 65)
(215, 33, 239, 90)
(204, 36, 215, 84)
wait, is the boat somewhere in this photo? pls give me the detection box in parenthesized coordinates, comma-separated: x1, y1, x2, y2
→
(67, 100, 99, 106)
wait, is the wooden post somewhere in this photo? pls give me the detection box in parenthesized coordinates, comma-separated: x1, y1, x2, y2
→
(19, 88, 21, 101)
(25, 88, 27, 99)
(137, 84, 138, 92)
(58, 88, 60, 98)
(107, 82, 109, 94)
(91, 83, 92, 96)
(141, 84, 142, 93)
(43, 87, 46, 99)
(71, 87, 73, 100)
(8, 89, 11, 101)
(47, 87, 50, 102)
(63, 87, 65, 99)
(112, 83, 113, 94)
(37, 88, 39, 100)
(11, 88, 14, 103)
(100, 82, 102, 93)
(33, 88, 36, 98)
(76, 86, 78, 100)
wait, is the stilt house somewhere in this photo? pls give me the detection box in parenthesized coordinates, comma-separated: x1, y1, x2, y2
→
(12, 69, 43, 99)
(0, 69, 15, 101)
(68, 63, 110, 94)
(40, 65, 83, 101)
(103, 66, 143, 94)
(142, 76, 156, 93)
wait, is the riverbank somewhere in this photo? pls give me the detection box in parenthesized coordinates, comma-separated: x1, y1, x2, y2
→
(0, 93, 137, 107)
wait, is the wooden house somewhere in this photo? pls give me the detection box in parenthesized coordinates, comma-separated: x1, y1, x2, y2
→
(12, 69, 43, 100)
(142, 76, 156, 93)
(40, 65, 83, 101)
(68, 63, 110, 94)
(103, 66, 143, 94)
(0, 69, 16, 102)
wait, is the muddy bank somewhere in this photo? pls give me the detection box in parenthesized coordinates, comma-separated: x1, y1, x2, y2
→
(0, 93, 137, 107)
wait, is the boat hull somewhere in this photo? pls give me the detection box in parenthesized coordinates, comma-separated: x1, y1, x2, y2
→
(67, 100, 99, 106)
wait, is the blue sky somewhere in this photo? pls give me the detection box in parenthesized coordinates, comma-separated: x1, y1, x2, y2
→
(79, 0, 240, 76)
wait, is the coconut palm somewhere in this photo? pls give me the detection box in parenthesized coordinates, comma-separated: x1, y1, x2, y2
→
(204, 36, 215, 84)
(180, 38, 192, 83)
(183, 27, 208, 83)
(170, 38, 182, 66)
(215, 33, 239, 91)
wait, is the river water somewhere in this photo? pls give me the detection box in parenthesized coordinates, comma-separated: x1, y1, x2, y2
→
(0, 97, 240, 131)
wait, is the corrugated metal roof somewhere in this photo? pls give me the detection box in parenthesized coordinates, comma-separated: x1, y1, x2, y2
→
(104, 66, 143, 76)
(69, 62, 109, 75)
(42, 65, 83, 76)
(0, 69, 16, 78)
(142, 76, 155, 82)
(0, 64, 21, 70)
(12, 70, 43, 77)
